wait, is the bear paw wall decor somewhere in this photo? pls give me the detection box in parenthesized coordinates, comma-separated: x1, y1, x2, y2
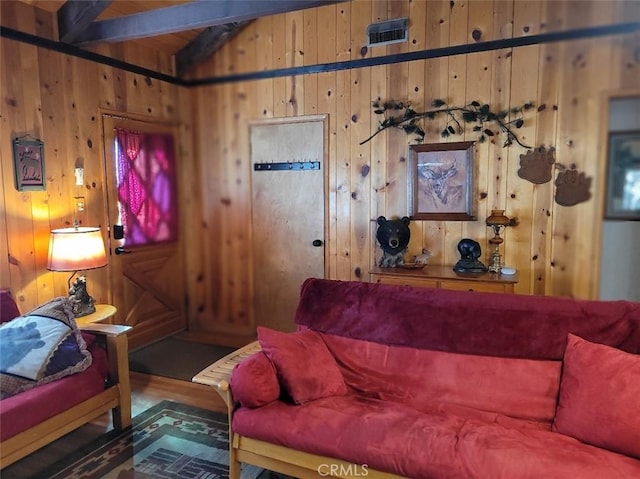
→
(518, 146, 556, 184)
(517, 148, 592, 207)
(376, 216, 411, 268)
(554, 165, 592, 206)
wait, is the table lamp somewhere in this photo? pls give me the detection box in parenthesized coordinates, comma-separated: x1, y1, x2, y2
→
(485, 210, 512, 274)
(47, 226, 108, 317)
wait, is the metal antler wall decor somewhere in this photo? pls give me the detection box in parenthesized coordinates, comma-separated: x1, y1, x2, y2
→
(360, 98, 536, 148)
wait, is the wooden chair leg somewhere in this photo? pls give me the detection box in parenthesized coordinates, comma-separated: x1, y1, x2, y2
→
(107, 332, 132, 430)
(228, 403, 241, 479)
(228, 451, 241, 479)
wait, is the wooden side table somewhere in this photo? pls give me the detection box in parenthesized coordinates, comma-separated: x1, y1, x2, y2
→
(75, 304, 117, 325)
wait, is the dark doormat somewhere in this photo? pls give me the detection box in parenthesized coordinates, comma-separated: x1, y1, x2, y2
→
(129, 336, 237, 381)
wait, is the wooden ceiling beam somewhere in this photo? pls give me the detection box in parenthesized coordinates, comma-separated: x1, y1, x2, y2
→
(175, 21, 249, 77)
(58, 0, 112, 44)
(69, 0, 347, 47)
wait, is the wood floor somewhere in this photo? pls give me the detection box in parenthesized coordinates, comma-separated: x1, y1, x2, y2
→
(2, 372, 228, 478)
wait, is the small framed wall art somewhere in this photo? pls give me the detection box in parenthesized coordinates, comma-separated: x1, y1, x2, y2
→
(408, 141, 476, 220)
(13, 137, 46, 191)
(604, 130, 640, 220)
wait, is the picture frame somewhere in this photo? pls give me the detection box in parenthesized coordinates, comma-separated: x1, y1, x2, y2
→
(605, 130, 640, 220)
(13, 137, 46, 191)
(408, 141, 476, 220)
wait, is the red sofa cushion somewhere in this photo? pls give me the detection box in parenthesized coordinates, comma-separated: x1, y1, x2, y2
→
(233, 396, 640, 479)
(294, 279, 640, 360)
(0, 339, 108, 441)
(553, 334, 640, 459)
(230, 351, 280, 408)
(322, 333, 562, 423)
(257, 327, 348, 404)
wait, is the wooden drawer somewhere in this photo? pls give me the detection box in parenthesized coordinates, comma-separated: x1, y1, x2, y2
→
(375, 275, 439, 289)
(439, 280, 510, 293)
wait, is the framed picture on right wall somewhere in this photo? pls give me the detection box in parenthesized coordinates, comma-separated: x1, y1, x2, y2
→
(605, 130, 640, 220)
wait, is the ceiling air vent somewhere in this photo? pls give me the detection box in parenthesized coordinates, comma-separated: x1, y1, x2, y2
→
(367, 18, 408, 47)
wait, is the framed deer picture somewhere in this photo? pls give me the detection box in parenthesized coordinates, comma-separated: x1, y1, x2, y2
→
(408, 141, 476, 221)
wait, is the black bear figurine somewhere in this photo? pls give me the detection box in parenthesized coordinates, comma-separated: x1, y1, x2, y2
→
(453, 238, 488, 273)
(376, 216, 411, 268)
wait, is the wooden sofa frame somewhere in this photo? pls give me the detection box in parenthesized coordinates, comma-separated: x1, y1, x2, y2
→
(0, 323, 132, 468)
(193, 342, 403, 479)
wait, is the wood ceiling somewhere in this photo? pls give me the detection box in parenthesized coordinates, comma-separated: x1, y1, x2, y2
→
(18, 0, 346, 77)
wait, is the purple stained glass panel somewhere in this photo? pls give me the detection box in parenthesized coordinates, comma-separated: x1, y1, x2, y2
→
(115, 129, 178, 247)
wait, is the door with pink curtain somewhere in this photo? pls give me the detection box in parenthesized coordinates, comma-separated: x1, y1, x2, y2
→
(102, 115, 185, 350)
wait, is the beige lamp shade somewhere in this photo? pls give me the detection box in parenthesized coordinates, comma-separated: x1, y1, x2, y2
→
(47, 227, 108, 272)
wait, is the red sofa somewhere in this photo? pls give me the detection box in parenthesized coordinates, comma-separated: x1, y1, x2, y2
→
(0, 290, 132, 467)
(222, 278, 640, 478)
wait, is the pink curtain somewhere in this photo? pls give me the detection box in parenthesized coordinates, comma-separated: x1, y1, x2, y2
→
(115, 128, 178, 247)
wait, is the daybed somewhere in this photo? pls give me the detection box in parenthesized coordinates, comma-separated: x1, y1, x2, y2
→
(196, 278, 640, 479)
(0, 290, 131, 468)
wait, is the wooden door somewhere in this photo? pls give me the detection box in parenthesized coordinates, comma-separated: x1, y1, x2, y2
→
(101, 115, 186, 350)
(250, 116, 327, 331)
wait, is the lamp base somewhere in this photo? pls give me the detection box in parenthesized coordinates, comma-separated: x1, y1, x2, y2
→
(488, 249, 503, 274)
(68, 275, 97, 317)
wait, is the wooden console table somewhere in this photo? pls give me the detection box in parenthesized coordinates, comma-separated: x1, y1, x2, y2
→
(370, 265, 518, 293)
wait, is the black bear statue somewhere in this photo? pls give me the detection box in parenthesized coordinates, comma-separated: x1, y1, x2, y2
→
(453, 238, 488, 273)
(376, 216, 411, 268)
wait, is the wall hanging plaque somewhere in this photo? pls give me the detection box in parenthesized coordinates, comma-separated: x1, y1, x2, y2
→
(13, 137, 45, 191)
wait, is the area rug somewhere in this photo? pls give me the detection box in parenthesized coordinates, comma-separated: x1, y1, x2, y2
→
(129, 336, 236, 381)
(40, 400, 270, 479)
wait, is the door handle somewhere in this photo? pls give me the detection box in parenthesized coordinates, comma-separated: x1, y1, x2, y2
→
(312, 239, 323, 247)
(115, 246, 132, 255)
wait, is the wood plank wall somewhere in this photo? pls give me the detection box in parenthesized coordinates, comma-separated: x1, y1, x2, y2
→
(0, 1, 192, 315)
(188, 0, 640, 338)
(1, 1, 638, 343)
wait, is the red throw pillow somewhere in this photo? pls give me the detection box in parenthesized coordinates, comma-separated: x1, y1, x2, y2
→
(230, 351, 280, 408)
(257, 327, 348, 404)
(553, 334, 640, 458)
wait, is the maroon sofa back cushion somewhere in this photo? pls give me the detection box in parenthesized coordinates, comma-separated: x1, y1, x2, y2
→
(294, 278, 640, 360)
(0, 289, 21, 324)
